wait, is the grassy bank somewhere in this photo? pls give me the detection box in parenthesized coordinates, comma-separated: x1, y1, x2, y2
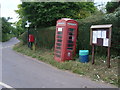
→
(13, 41, 119, 87)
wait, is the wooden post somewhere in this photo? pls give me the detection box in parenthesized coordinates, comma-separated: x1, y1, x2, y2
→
(92, 45, 95, 64)
(28, 27, 29, 47)
(107, 47, 110, 68)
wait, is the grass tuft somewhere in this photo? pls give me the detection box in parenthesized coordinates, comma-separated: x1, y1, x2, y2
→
(13, 42, 119, 87)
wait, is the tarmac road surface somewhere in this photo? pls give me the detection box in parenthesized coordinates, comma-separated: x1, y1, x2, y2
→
(1, 37, 117, 88)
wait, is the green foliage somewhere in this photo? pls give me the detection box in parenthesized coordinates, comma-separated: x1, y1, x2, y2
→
(106, 2, 120, 13)
(20, 7, 120, 56)
(20, 26, 56, 49)
(16, 2, 97, 27)
(77, 7, 120, 56)
(1, 17, 15, 42)
(20, 31, 28, 44)
(31, 27, 55, 49)
(2, 33, 14, 42)
(2, 17, 12, 34)
(13, 20, 25, 38)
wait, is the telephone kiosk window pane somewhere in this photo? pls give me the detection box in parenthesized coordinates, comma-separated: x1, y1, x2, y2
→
(69, 32, 73, 35)
(57, 39, 62, 42)
(69, 28, 75, 32)
(69, 36, 72, 39)
(56, 43, 61, 46)
(56, 54, 61, 57)
(56, 47, 61, 49)
(56, 50, 61, 54)
(57, 32, 62, 34)
(57, 36, 62, 38)
(68, 40, 73, 43)
(68, 44, 73, 47)
(67, 48, 73, 50)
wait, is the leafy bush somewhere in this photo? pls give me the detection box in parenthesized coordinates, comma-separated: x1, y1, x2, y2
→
(1, 17, 15, 42)
(20, 31, 28, 44)
(16, 2, 97, 27)
(30, 26, 56, 49)
(2, 33, 14, 42)
(20, 8, 120, 56)
(106, 2, 120, 13)
(20, 26, 56, 49)
(77, 8, 120, 56)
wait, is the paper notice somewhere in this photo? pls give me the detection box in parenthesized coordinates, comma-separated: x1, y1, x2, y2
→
(58, 28, 62, 31)
(101, 31, 106, 38)
(103, 38, 109, 46)
(97, 31, 102, 38)
(68, 52, 70, 56)
(92, 31, 97, 43)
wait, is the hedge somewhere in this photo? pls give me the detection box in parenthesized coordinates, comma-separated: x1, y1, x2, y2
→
(20, 8, 120, 56)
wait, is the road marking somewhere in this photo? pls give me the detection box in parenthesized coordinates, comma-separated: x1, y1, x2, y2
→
(0, 82, 13, 88)
(0, 45, 14, 49)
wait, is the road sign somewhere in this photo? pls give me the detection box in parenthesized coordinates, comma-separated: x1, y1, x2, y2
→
(25, 21, 31, 27)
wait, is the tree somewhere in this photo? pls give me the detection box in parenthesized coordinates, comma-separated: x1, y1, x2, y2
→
(106, 2, 120, 13)
(13, 19, 25, 37)
(1, 17, 15, 41)
(15, 2, 97, 27)
(2, 17, 12, 34)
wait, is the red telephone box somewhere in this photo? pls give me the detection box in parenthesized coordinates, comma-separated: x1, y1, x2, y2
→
(29, 34, 34, 42)
(54, 18, 78, 62)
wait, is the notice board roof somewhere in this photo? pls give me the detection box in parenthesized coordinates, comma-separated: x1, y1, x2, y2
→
(91, 24, 112, 29)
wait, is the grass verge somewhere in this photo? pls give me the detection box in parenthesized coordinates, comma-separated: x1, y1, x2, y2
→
(13, 41, 119, 87)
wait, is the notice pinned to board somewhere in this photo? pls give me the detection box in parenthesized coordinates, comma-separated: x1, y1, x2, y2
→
(58, 28, 62, 31)
(101, 31, 106, 38)
(92, 31, 97, 43)
(103, 38, 109, 46)
(97, 31, 102, 38)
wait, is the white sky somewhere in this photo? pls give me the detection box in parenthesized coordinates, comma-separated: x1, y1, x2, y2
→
(1, 0, 22, 22)
(1, 0, 112, 23)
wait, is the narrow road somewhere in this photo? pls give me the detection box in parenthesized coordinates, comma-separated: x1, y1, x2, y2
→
(1, 38, 117, 88)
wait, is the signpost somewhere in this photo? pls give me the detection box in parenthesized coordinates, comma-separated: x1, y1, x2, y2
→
(25, 21, 31, 47)
(25, 21, 31, 28)
(90, 24, 112, 68)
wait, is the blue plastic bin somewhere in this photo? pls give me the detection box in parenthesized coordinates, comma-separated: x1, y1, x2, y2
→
(79, 50, 89, 63)
(79, 55, 89, 63)
(79, 50, 89, 55)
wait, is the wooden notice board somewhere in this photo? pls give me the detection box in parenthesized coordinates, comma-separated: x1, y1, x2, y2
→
(90, 24, 112, 47)
(90, 24, 112, 68)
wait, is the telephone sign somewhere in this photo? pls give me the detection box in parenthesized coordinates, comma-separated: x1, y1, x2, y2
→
(54, 18, 78, 62)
